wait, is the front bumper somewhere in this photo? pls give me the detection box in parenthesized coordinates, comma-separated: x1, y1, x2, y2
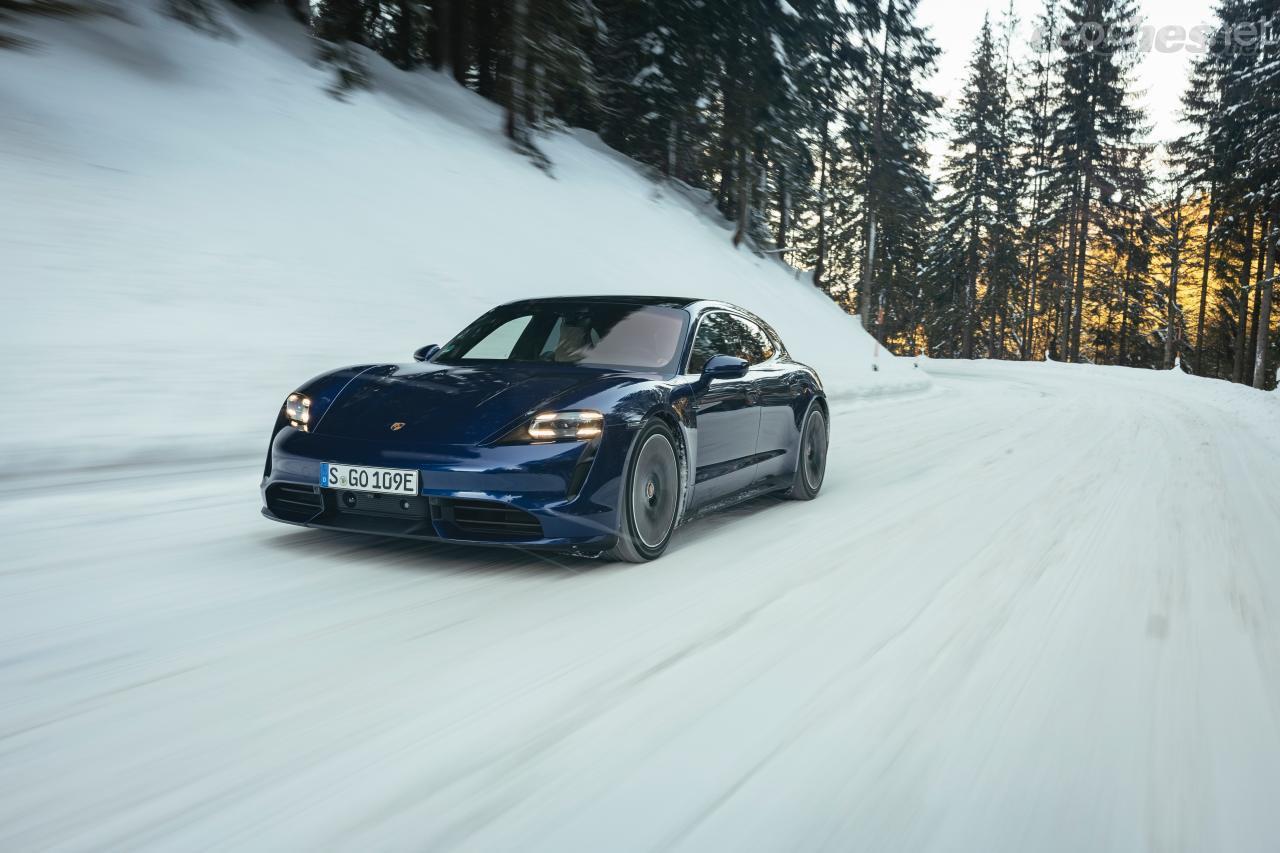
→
(261, 426, 628, 553)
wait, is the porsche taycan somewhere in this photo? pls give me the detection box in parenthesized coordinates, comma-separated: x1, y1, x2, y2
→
(261, 296, 828, 561)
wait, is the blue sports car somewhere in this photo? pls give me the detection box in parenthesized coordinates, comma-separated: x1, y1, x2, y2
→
(262, 296, 828, 561)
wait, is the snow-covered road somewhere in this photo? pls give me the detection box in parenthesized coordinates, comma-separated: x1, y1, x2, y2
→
(3, 360, 1279, 852)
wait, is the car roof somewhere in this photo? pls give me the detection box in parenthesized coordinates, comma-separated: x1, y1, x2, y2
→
(498, 295, 749, 315)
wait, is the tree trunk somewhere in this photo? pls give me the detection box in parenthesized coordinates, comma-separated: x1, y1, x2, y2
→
(777, 161, 790, 262)
(989, 270, 1000, 359)
(813, 113, 830, 289)
(450, 0, 470, 85)
(1248, 212, 1269, 367)
(529, 61, 543, 127)
(732, 142, 751, 248)
(281, 0, 308, 23)
(1102, 297, 1115, 363)
(1024, 242, 1039, 358)
(475, 0, 495, 98)
(1118, 258, 1135, 365)
(503, 0, 528, 145)
(1117, 221, 1133, 366)
(715, 91, 737, 214)
(1060, 181, 1080, 360)
(1164, 186, 1183, 369)
(665, 118, 679, 179)
(431, 0, 451, 73)
(961, 182, 980, 359)
(1023, 181, 1045, 359)
(1070, 166, 1092, 362)
(1232, 211, 1256, 383)
(493, 0, 511, 93)
(1254, 206, 1278, 390)
(1117, 288, 1129, 365)
(389, 1, 415, 69)
(755, 144, 768, 225)
(1118, 205, 1141, 365)
(1195, 184, 1218, 374)
(861, 0, 894, 330)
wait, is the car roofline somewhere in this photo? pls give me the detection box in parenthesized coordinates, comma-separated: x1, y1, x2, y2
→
(494, 295, 752, 316)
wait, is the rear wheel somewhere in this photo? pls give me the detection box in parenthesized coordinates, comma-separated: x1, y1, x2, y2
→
(607, 420, 681, 562)
(787, 404, 828, 500)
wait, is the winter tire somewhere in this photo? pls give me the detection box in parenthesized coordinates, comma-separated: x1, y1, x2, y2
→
(787, 404, 828, 501)
(607, 420, 681, 562)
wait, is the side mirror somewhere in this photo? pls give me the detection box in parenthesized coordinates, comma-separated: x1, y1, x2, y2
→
(696, 354, 748, 389)
(413, 344, 440, 362)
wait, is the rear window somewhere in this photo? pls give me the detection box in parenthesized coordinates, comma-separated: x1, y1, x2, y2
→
(437, 302, 690, 373)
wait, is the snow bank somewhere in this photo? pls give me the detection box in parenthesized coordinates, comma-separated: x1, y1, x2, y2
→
(0, 5, 926, 477)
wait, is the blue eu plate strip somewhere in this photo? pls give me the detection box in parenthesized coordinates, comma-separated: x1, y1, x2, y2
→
(319, 462, 329, 487)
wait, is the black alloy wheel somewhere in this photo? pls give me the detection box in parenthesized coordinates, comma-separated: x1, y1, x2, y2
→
(788, 404, 828, 500)
(609, 419, 681, 562)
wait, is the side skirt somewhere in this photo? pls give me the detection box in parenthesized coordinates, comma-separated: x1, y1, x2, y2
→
(681, 477, 790, 522)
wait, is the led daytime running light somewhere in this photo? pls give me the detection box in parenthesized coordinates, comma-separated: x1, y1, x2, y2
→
(285, 393, 312, 431)
(528, 411, 603, 441)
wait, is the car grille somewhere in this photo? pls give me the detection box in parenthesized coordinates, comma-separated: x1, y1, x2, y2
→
(265, 483, 324, 521)
(432, 498, 543, 540)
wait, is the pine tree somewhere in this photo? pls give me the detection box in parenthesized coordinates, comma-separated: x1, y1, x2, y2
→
(231, 0, 309, 24)
(1049, 0, 1146, 362)
(1016, 0, 1061, 358)
(1179, 8, 1237, 375)
(0, 0, 120, 49)
(1105, 145, 1157, 365)
(982, 5, 1023, 358)
(598, 0, 707, 181)
(504, 0, 605, 161)
(315, 0, 371, 93)
(1154, 176, 1191, 368)
(165, 0, 233, 36)
(1242, 0, 1279, 389)
(926, 16, 1013, 358)
(1180, 0, 1280, 387)
(857, 0, 938, 339)
(802, 0, 873, 288)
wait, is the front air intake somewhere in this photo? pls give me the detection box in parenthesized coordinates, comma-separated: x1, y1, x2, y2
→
(266, 483, 324, 521)
(432, 498, 543, 540)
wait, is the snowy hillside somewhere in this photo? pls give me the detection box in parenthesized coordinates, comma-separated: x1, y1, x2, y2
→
(0, 5, 925, 477)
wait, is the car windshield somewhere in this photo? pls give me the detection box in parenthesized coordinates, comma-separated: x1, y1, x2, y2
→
(436, 302, 689, 372)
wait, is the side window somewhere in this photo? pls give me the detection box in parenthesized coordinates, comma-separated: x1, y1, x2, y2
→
(689, 313, 730, 373)
(740, 317, 774, 363)
(757, 320, 786, 359)
(688, 312, 771, 372)
(465, 315, 531, 359)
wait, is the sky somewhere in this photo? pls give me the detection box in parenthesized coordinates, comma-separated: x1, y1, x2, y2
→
(915, 0, 1217, 175)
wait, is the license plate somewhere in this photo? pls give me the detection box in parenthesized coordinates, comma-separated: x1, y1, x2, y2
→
(320, 463, 418, 496)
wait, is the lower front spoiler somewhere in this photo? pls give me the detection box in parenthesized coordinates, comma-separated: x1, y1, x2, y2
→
(260, 506, 618, 558)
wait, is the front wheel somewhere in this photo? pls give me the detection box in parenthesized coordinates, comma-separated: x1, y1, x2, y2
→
(607, 420, 681, 562)
(787, 404, 828, 501)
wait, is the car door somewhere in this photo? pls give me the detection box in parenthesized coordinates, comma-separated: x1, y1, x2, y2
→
(686, 311, 763, 507)
(739, 318, 800, 489)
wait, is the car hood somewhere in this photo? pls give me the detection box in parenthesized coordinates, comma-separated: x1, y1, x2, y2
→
(313, 361, 620, 445)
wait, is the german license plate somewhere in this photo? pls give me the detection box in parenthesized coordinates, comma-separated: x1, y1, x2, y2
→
(320, 463, 418, 496)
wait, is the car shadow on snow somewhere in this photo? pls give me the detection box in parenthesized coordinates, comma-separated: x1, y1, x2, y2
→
(258, 527, 606, 578)
(259, 493, 793, 576)
(668, 492, 793, 551)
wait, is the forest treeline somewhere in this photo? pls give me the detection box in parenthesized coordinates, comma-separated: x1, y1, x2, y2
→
(5, 0, 1278, 388)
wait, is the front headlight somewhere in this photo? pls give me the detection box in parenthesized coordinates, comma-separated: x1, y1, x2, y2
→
(526, 410, 603, 441)
(284, 393, 312, 431)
